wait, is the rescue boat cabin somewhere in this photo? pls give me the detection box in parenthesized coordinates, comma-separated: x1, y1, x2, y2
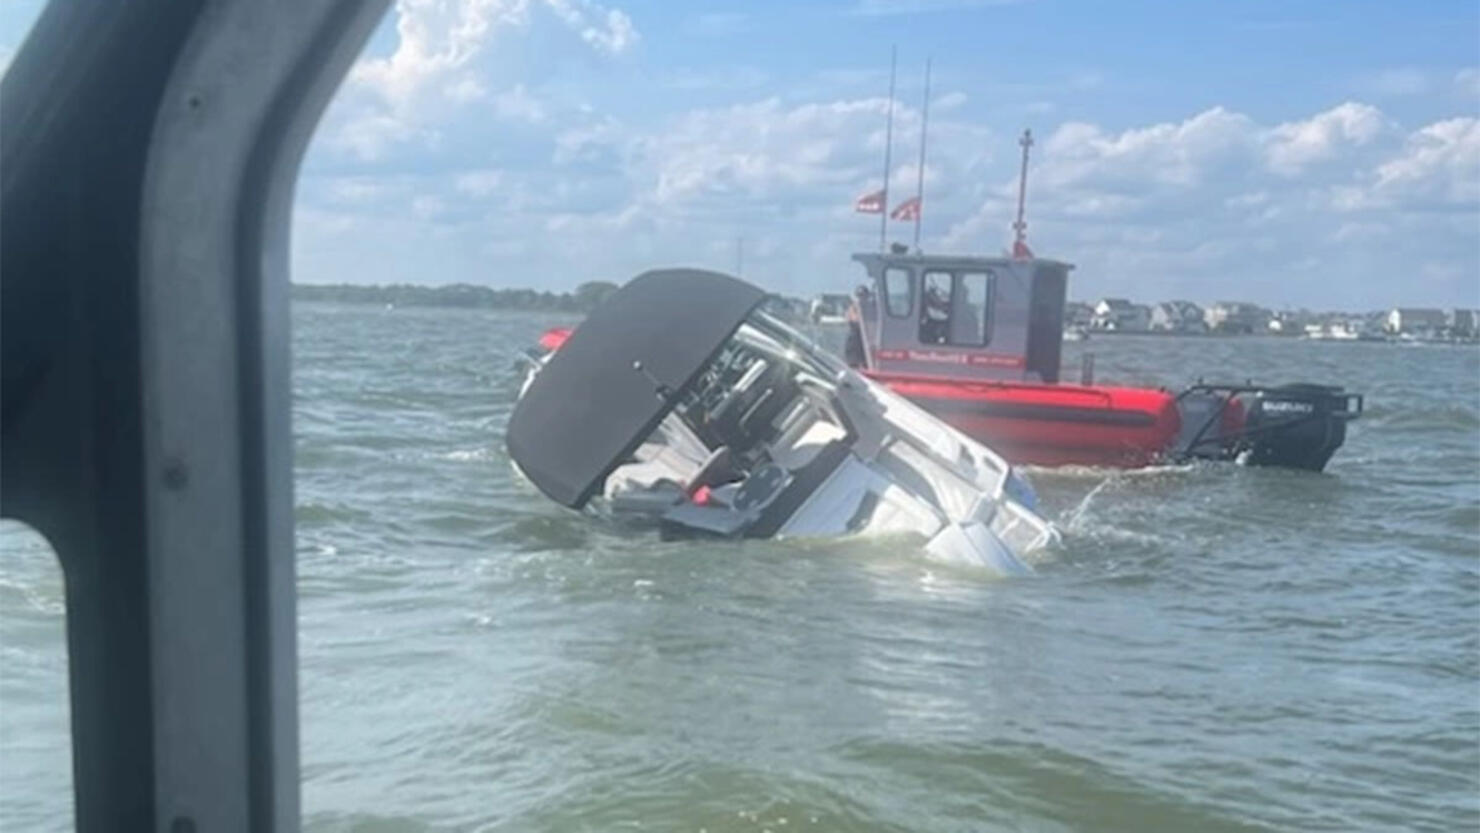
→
(850, 251, 1072, 383)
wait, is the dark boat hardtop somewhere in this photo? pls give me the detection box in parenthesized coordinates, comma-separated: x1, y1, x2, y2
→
(507, 268, 766, 507)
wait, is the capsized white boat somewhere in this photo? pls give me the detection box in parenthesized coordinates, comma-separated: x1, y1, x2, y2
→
(507, 269, 1059, 573)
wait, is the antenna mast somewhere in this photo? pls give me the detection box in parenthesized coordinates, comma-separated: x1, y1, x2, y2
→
(912, 57, 931, 252)
(879, 45, 897, 252)
(1012, 128, 1032, 256)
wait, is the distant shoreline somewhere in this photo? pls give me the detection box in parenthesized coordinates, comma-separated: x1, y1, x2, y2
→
(1070, 328, 1479, 345)
(290, 284, 1478, 345)
(290, 281, 617, 312)
(1074, 328, 1297, 339)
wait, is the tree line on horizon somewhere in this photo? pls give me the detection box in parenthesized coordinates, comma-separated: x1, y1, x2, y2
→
(290, 281, 621, 312)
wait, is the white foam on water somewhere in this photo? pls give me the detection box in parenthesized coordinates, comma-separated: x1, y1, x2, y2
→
(442, 447, 493, 462)
(1023, 461, 1200, 481)
(1058, 475, 1117, 533)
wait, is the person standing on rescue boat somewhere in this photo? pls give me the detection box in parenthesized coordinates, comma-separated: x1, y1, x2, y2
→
(921, 281, 950, 344)
(844, 286, 868, 367)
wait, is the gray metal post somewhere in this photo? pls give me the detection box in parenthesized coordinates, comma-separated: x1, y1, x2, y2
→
(913, 58, 931, 251)
(1, 1, 386, 829)
(879, 45, 897, 252)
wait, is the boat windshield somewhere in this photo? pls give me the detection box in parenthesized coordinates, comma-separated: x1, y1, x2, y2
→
(668, 310, 848, 467)
(740, 310, 848, 382)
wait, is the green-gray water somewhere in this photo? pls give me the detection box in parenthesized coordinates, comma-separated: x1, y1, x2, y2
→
(4, 304, 1478, 831)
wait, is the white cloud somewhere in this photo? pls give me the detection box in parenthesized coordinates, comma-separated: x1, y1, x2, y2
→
(588, 93, 998, 256)
(328, 177, 398, 204)
(300, 54, 1479, 308)
(326, 0, 636, 160)
(553, 116, 626, 165)
(445, 75, 487, 102)
(640, 97, 892, 205)
(937, 103, 1477, 306)
(1265, 102, 1385, 176)
(348, 0, 506, 107)
(581, 6, 637, 53)
(491, 83, 548, 123)
(453, 168, 504, 196)
(411, 195, 447, 219)
(1040, 107, 1259, 194)
(331, 112, 438, 162)
(1369, 117, 1480, 208)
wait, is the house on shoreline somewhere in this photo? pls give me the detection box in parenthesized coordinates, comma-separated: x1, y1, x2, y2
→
(1449, 309, 1477, 338)
(1386, 308, 1447, 337)
(1091, 298, 1151, 331)
(1064, 301, 1094, 330)
(1204, 301, 1269, 334)
(1150, 301, 1206, 333)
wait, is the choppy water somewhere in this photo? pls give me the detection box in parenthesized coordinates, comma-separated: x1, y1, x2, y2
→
(3, 305, 1478, 832)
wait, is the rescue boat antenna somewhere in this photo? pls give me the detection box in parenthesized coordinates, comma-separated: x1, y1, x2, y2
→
(1012, 128, 1032, 256)
(879, 45, 897, 252)
(912, 57, 931, 252)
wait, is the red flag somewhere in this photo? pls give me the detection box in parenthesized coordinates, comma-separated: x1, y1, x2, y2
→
(890, 196, 921, 221)
(854, 189, 885, 214)
(1011, 239, 1034, 259)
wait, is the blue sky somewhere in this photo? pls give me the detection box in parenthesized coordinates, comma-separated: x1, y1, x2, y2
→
(3, 0, 1477, 308)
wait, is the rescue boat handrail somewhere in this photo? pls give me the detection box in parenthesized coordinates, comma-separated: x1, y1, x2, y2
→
(862, 370, 1121, 408)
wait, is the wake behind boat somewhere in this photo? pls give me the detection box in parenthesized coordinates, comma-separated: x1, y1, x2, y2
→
(508, 268, 1058, 572)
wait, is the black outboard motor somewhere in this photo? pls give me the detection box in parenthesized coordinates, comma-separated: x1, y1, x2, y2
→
(1241, 384, 1360, 471)
(1173, 382, 1363, 472)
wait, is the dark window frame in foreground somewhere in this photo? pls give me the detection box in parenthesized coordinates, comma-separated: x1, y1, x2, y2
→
(1, 2, 386, 830)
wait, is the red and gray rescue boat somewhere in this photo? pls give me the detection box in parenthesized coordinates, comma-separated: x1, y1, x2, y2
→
(843, 250, 1361, 471)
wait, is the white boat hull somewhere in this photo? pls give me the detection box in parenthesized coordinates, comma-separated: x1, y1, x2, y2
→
(517, 309, 1058, 573)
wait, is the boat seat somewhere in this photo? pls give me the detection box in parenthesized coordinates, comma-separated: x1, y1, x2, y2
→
(684, 445, 739, 492)
(605, 439, 700, 501)
(768, 400, 847, 470)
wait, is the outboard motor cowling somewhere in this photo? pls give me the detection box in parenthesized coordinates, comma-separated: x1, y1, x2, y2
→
(1241, 384, 1361, 472)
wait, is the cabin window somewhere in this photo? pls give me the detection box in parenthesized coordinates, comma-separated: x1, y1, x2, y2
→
(951, 271, 993, 346)
(918, 270, 994, 346)
(882, 267, 912, 317)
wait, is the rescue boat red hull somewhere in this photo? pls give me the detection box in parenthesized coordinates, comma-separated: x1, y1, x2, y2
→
(868, 372, 1183, 467)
